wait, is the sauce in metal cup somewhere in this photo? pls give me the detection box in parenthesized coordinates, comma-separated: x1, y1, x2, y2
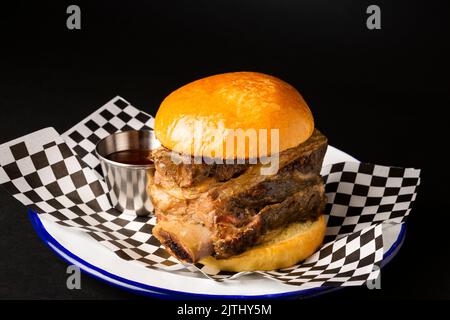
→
(95, 130, 159, 217)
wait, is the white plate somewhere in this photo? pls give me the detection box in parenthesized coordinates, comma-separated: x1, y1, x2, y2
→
(29, 146, 406, 299)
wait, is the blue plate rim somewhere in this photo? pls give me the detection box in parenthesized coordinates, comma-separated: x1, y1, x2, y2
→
(28, 209, 406, 299)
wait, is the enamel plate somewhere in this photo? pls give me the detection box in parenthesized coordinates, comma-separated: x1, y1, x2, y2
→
(29, 146, 406, 299)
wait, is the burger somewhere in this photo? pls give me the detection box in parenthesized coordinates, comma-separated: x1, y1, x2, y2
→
(147, 72, 328, 272)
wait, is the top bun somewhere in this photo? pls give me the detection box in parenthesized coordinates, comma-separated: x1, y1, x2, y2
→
(154, 72, 314, 159)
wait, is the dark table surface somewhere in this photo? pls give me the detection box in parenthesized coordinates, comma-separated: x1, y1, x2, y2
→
(0, 0, 449, 300)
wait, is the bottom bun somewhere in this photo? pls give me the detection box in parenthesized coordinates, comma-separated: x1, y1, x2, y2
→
(200, 215, 326, 272)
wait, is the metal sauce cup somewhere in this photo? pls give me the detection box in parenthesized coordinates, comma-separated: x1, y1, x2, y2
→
(95, 130, 159, 217)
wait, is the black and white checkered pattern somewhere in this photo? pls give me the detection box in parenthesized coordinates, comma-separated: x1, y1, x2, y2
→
(0, 127, 184, 271)
(260, 224, 383, 287)
(0, 96, 421, 287)
(321, 162, 420, 242)
(62, 96, 154, 176)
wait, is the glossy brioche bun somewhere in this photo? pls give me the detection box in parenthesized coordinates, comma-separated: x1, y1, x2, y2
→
(200, 215, 326, 272)
(154, 72, 314, 159)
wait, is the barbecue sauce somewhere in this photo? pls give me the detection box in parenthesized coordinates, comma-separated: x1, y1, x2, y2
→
(106, 150, 153, 165)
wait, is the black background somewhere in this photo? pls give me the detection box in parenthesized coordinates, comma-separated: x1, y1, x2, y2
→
(0, 0, 449, 300)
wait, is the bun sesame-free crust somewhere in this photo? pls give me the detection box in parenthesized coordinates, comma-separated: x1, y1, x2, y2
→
(154, 72, 315, 159)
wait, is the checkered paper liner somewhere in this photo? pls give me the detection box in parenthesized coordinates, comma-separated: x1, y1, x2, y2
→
(0, 96, 421, 288)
